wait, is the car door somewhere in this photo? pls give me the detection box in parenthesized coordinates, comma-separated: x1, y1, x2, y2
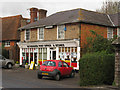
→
(57, 61, 64, 76)
(63, 62, 70, 75)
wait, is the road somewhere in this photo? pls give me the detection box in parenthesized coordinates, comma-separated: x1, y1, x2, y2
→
(2, 67, 80, 88)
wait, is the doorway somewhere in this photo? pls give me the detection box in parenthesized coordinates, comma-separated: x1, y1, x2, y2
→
(50, 50, 56, 60)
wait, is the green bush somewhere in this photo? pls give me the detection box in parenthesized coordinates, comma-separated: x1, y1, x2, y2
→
(79, 51, 115, 86)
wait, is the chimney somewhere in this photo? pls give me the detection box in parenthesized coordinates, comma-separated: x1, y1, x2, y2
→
(30, 7, 38, 23)
(38, 9, 47, 20)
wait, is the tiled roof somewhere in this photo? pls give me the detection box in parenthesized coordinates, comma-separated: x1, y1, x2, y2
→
(109, 12, 120, 26)
(19, 8, 118, 30)
(1, 15, 22, 41)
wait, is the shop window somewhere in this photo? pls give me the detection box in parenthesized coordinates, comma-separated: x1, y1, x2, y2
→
(43, 48, 47, 60)
(25, 29, 30, 41)
(39, 48, 47, 60)
(30, 53, 33, 63)
(4, 41, 10, 47)
(71, 47, 77, 63)
(57, 25, 65, 39)
(39, 48, 42, 60)
(26, 53, 29, 64)
(38, 27, 44, 40)
(107, 28, 113, 40)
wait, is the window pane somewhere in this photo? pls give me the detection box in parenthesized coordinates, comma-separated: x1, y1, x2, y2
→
(43, 48, 47, 60)
(39, 28, 44, 40)
(107, 28, 113, 39)
(26, 29, 30, 40)
(58, 25, 65, 39)
(5, 41, 10, 47)
(58, 62, 62, 67)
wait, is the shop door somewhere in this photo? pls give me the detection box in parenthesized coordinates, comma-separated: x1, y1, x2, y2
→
(53, 51, 56, 60)
(34, 53, 37, 64)
(50, 50, 56, 60)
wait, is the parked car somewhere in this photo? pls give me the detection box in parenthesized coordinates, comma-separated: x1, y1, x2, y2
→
(0, 55, 15, 69)
(37, 60, 75, 81)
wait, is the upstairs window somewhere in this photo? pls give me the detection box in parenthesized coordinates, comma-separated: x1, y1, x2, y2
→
(25, 29, 30, 41)
(57, 25, 65, 39)
(5, 41, 10, 47)
(117, 28, 120, 37)
(107, 28, 113, 40)
(38, 28, 44, 40)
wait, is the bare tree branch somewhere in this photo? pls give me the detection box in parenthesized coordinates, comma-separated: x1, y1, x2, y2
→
(96, 0, 120, 14)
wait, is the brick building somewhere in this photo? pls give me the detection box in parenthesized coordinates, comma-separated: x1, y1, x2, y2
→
(0, 15, 29, 62)
(17, 8, 120, 70)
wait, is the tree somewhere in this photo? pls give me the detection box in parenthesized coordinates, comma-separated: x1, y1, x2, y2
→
(96, 0, 120, 14)
(83, 30, 115, 54)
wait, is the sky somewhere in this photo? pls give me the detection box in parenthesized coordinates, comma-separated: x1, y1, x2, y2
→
(0, 0, 115, 18)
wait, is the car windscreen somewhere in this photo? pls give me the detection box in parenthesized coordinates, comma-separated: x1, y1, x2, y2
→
(42, 61, 56, 66)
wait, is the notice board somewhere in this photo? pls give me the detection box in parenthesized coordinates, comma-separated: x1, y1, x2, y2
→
(29, 61, 35, 70)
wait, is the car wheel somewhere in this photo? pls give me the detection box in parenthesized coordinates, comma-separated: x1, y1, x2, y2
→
(7, 63, 13, 69)
(55, 73, 60, 81)
(38, 74, 42, 79)
(70, 71, 75, 78)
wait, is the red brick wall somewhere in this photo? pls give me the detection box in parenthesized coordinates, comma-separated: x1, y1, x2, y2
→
(81, 23, 107, 48)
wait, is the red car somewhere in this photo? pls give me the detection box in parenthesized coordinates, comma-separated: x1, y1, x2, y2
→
(37, 60, 75, 81)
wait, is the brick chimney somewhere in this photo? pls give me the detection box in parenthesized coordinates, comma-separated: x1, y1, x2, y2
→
(38, 9, 47, 20)
(30, 7, 38, 23)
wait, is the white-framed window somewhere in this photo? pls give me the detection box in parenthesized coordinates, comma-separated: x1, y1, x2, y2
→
(57, 25, 65, 39)
(25, 29, 30, 41)
(38, 27, 44, 40)
(117, 28, 120, 37)
(4, 41, 10, 47)
(107, 28, 113, 40)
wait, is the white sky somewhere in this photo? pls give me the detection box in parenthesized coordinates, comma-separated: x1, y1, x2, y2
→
(0, 0, 117, 18)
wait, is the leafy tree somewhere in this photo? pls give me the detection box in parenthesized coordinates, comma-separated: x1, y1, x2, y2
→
(96, 0, 120, 14)
(83, 30, 115, 54)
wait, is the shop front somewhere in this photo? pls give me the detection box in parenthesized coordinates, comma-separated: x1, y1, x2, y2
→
(17, 39, 80, 70)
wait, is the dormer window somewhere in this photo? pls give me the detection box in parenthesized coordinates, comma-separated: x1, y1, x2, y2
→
(25, 29, 30, 41)
(38, 27, 44, 40)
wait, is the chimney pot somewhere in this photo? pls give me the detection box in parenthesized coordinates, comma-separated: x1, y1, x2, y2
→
(38, 9, 47, 20)
(30, 7, 38, 23)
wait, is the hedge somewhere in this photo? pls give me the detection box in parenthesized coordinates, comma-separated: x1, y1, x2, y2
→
(79, 51, 115, 86)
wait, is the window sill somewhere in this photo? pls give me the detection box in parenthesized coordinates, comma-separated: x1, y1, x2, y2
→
(4, 46, 10, 47)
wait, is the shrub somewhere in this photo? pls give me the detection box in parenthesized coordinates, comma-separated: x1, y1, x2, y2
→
(79, 51, 115, 86)
(16, 61, 19, 64)
(83, 30, 115, 54)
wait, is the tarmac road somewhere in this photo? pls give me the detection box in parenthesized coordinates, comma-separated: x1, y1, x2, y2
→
(2, 67, 119, 90)
(2, 67, 80, 88)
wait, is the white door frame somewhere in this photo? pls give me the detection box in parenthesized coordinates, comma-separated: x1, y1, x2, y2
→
(50, 48, 56, 60)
